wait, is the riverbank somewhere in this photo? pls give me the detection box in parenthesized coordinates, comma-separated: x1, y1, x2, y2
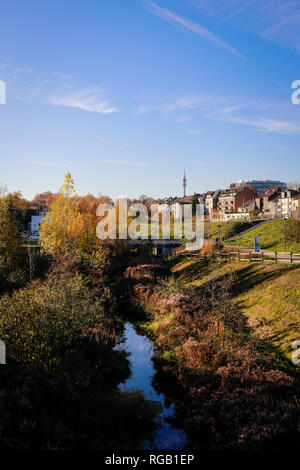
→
(171, 258, 300, 362)
(0, 252, 159, 450)
(124, 260, 300, 450)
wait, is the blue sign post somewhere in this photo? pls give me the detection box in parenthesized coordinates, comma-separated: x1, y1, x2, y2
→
(254, 237, 260, 252)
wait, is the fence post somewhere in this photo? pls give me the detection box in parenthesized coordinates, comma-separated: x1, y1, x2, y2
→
(275, 251, 277, 263)
(249, 251, 251, 262)
(261, 251, 264, 263)
(238, 251, 240, 262)
(228, 252, 231, 262)
(291, 252, 293, 264)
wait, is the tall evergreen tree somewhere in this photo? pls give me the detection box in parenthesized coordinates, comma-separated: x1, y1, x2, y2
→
(191, 193, 199, 217)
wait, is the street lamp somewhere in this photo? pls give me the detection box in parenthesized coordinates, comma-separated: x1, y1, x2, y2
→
(284, 216, 287, 252)
(217, 224, 221, 253)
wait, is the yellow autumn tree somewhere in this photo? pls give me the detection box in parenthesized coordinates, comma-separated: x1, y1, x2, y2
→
(40, 173, 84, 255)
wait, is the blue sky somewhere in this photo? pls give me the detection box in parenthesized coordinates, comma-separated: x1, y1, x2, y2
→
(0, 0, 300, 200)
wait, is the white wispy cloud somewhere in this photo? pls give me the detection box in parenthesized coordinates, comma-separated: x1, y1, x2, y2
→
(140, 92, 300, 135)
(0, 62, 120, 114)
(189, 0, 300, 51)
(164, 94, 223, 113)
(138, 94, 240, 116)
(48, 87, 119, 114)
(136, 94, 224, 116)
(217, 116, 300, 134)
(98, 159, 148, 167)
(143, 0, 242, 57)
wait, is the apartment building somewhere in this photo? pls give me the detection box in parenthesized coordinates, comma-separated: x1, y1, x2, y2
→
(255, 187, 281, 218)
(217, 187, 256, 219)
(204, 189, 222, 218)
(292, 194, 300, 218)
(230, 179, 287, 195)
(276, 190, 299, 218)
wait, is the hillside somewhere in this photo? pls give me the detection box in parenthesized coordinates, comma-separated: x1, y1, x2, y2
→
(171, 258, 300, 366)
(204, 219, 258, 240)
(227, 219, 300, 252)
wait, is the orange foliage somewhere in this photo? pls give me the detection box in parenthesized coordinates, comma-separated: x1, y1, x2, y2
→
(76, 194, 111, 249)
(10, 191, 30, 209)
(31, 191, 57, 209)
(201, 240, 218, 254)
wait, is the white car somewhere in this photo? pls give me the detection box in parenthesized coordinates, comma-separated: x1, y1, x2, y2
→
(30, 231, 40, 240)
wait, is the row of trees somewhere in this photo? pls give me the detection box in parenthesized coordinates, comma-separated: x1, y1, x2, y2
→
(0, 174, 158, 449)
(0, 172, 141, 292)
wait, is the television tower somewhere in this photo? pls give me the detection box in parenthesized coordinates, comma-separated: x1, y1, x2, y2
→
(183, 168, 187, 197)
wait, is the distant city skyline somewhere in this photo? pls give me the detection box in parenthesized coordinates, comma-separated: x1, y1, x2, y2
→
(0, 0, 300, 200)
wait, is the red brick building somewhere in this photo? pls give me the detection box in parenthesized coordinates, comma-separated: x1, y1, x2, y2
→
(217, 187, 256, 218)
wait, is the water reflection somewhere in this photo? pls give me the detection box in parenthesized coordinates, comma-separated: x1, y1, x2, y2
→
(121, 323, 186, 450)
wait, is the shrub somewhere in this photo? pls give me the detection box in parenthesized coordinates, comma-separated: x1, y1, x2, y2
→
(0, 263, 159, 449)
(127, 263, 300, 450)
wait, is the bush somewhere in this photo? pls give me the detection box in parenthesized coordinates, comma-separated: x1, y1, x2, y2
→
(127, 263, 300, 450)
(0, 272, 107, 369)
(0, 263, 159, 449)
(0, 365, 157, 450)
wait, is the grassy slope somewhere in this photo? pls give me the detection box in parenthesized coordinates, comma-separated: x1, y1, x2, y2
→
(171, 258, 300, 362)
(227, 219, 300, 253)
(203, 220, 249, 240)
(139, 219, 251, 239)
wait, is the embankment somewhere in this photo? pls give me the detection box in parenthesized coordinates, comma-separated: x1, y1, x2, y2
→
(124, 261, 300, 450)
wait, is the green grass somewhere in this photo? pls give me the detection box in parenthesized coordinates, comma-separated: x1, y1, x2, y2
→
(203, 220, 253, 240)
(171, 258, 300, 362)
(136, 219, 252, 240)
(227, 219, 300, 253)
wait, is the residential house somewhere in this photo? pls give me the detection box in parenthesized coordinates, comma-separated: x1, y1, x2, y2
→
(217, 187, 256, 220)
(292, 194, 300, 218)
(255, 187, 281, 218)
(276, 190, 298, 218)
(204, 189, 222, 219)
(172, 195, 195, 219)
(239, 198, 257, 211)
(28, 215, 44, 236)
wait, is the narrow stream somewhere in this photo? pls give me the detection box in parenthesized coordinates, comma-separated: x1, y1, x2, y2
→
(121, 323, 187, 450)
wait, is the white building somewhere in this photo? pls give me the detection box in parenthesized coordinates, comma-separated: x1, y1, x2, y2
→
(223, 212, 250, 221)
(29, 215, 43, 234)
(292, 194, 300, 218)
(172, 196, 194, 219)
(277, 190, 297, 218)
(205, 189, 222, 218)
